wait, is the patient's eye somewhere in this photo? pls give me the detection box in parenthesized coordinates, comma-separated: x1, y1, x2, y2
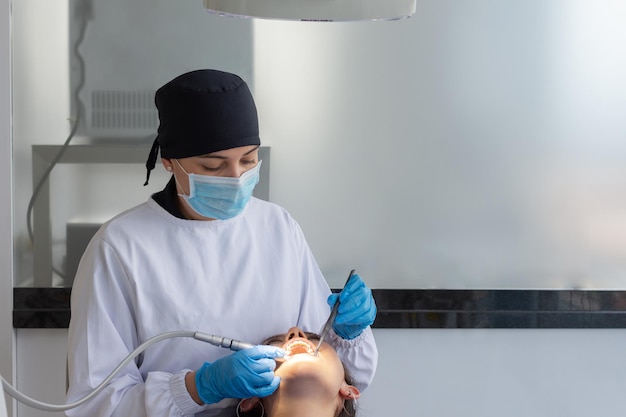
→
(304, 332, 321, 341)
(262, 334, 286, 345)
(261, 331, 321, 345)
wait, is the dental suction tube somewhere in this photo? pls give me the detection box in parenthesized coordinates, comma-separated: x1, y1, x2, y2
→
(193, 331, 254, 351)
(1, 330, 254, 412)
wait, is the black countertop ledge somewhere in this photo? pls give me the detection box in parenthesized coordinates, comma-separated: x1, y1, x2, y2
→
(14, 287, 626, 329)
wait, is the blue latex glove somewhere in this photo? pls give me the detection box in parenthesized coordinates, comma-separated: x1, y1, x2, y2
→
(195, 345, 284, 404)
(327, 273, 377, 340)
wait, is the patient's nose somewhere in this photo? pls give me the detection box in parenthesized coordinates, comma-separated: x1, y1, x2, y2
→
(285, 327, 307, 342)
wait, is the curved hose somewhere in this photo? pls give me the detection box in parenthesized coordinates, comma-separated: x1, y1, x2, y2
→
(1, 330, 195, 412)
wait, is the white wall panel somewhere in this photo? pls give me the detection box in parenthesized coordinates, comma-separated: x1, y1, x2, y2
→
(15, 330, 67, 417)
(253, 1, 626, 290)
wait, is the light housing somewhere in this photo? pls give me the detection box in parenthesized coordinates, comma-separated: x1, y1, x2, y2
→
(203, 0, 417, 22)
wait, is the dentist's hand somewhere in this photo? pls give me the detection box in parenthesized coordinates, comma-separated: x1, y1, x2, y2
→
(194, 345, 284, 404)
(327, 273, 377, 340)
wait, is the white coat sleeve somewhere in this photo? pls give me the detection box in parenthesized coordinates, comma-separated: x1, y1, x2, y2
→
(327, 327, 378, 392)
(65, 237, 219, 417)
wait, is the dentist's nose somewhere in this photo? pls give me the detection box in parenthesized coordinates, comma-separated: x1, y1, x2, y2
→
(285, 327, 307, 342)
(230, 167, 245, 178)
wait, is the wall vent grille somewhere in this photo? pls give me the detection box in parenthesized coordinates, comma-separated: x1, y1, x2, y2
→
(90, 90, 157, 130)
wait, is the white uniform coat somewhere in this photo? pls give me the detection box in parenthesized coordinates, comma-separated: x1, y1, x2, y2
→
(66, 196, 378, 417)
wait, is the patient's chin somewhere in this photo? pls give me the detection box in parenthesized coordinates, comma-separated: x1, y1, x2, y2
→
(276, 358, 329, 382)
(277, 371, 334, 398)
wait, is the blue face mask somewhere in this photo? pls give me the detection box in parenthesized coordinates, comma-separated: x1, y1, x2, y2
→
(175, 160, 261, 220)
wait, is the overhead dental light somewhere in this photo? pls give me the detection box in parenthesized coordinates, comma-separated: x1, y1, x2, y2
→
(203, 0, 417, 22)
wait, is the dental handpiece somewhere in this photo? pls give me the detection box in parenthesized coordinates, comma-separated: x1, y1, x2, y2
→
(193, 331, 255, 351)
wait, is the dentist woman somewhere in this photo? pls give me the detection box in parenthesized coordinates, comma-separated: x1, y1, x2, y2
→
(65, 69, 378, 417)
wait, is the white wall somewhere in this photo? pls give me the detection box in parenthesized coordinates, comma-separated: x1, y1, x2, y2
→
(14, 331, 66, 417)
(252, 1, 626, 290)
(363, 328, 626, 417)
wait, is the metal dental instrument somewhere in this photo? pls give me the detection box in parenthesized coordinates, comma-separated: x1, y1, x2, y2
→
(315, 269, 355, 355)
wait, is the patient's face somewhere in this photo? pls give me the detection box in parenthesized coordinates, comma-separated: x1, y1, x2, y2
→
(263, 327, 346, 397)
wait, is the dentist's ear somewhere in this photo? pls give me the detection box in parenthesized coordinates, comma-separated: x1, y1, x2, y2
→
(161, 158, 174, 172)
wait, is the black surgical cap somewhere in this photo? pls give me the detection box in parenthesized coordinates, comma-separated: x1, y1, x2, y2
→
(144, 69, 260, 185)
